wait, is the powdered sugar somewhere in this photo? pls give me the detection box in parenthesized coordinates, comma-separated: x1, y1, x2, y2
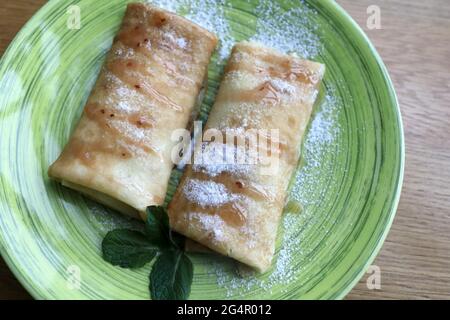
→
(221, 102, 269, 130)
(192, 143, 254, 178)
(211, 213, 302, 297)
(102, 72, 151, 113)
(145, 0, 180, 13)
(250, 0, 321, 59)
(144, 0, 341, 297)
(292, 88, 341, 193)
(183, 179, 240, 207)
(210, 84, 341, 297)
(270, 78, 297, 96)
(113, 46, 136, 59)
(149, 0, 235, 61)
(161, 31, 189, 50)
(190, 212, 226, 242)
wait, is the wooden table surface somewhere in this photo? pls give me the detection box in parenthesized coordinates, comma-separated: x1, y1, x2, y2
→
(1, 0, 449, 300)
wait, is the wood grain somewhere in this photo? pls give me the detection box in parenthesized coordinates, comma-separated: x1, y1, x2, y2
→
(338, 0, 450, 300)
(0, 0, 449, 300)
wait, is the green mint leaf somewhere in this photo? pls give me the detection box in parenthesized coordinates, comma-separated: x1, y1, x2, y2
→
(149, 249, 193, 300)
(102, 229, 158, 268)
(145, 206, 184, 249)
(145, 206, 170, 248)
(169, 231, 185, 249)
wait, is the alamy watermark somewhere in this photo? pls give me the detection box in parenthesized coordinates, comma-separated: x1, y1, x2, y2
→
(67, 5, 81, 30)
(171, 121, 281, 176)
(66, 264, 81, 290)
(366, 265, 381, 290)
(367, 5, 382, 30)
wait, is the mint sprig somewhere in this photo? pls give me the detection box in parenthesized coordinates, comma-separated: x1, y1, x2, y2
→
(101, 206, 193, 300)
(145, 205, 171, 248)
(150, 249, 193, 300)
(102, 229, 158, 268)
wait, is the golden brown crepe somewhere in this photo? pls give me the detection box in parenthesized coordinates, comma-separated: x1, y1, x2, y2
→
(168, 41, 325, 272)
(48, 3, 218, 219)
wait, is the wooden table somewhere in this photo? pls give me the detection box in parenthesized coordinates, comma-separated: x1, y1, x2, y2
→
(1, 0, 449, 300)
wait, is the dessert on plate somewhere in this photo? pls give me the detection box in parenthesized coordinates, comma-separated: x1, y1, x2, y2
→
(48, 3, 218, 220)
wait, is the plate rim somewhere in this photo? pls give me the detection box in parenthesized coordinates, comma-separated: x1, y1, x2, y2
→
(328, 0, 404, 300)
(0, 0, 405, 300)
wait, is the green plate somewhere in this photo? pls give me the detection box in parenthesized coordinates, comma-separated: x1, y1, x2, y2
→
(0, 0, 404, 299)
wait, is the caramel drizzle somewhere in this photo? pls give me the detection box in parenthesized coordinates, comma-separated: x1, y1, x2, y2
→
(116, 14, 195, 71)
(227, 81, 282, 105)
(226, 46, 320, 87)
(107, 58, 185, 112)
(175, 170, 275, 228)
(112, 44, 198, 89)
(60, 136, 133, 167)
(83, 102, 160, 157)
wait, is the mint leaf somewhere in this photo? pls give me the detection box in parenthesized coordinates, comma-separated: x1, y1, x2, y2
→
(145, 206, 170, 247)
(169, 231, 185, 249)
(149, 250, 193, 300)
(102, 229, 158, 268)
(145, 206, 184, 249)
(102, 206, 194, 300)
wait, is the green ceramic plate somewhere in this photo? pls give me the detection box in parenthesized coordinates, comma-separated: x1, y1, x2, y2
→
(0, 0, 404, 299)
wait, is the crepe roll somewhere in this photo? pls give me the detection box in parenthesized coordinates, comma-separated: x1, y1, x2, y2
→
(168, 41, 325, 272)
(48, 3, 218, 219)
